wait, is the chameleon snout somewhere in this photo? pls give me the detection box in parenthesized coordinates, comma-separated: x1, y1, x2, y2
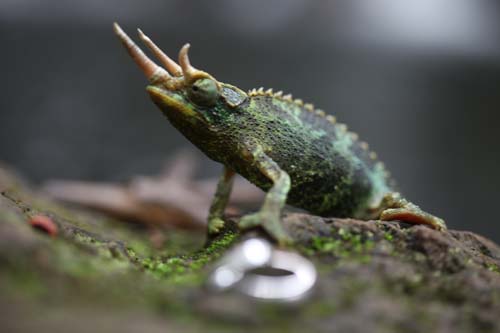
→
(146, 86, 197, 118)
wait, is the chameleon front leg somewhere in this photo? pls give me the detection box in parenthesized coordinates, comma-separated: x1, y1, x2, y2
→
(207, 166, 235, 234)
(376, 192, 447, 231)
(238, 145, 292, 245)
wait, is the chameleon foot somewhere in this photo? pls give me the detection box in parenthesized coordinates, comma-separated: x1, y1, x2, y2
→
(378, 192, 447, 231)
(239, 212, 293, 246)
(207, 167, 235, 236)
(208, 216, 226, 235)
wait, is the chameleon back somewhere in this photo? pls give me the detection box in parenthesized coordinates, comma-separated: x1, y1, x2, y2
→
(214, 92, 393, 218)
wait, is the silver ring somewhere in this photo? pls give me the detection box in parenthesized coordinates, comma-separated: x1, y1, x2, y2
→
(208, 238, 317, 302)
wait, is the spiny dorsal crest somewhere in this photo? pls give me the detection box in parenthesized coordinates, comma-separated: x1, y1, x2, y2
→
(246, 87, 381, 163)
(247, 86, 341, 125)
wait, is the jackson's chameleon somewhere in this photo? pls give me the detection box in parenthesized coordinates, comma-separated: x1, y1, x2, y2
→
(114, 23, 446, 245)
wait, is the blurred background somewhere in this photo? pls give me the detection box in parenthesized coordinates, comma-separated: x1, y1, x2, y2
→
(1, 1, 499, 240)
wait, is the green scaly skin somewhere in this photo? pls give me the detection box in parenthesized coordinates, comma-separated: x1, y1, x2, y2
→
(114, 27, 446, 245)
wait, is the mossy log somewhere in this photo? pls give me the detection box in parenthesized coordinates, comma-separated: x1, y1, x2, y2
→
(1, 165, 500, 333)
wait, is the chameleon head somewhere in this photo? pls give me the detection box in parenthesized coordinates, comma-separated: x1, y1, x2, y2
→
(113, 23, 248, 145)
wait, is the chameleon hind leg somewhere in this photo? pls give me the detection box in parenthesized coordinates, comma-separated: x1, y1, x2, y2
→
(207, 166, 235, 234)
(238, 144, 293, 245)
(375, 192, 447, 230)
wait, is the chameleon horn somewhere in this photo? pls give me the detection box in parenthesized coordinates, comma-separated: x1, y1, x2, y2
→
(178, 43, 217, 85)
(178, 43, 198, 82)
(137, 29, 183, 77)
(113, 22, 169, 81)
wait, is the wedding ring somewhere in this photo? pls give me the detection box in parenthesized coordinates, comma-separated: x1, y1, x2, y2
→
(208, 238, 317, 302)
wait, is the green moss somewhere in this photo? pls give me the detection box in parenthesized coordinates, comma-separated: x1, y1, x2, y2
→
(487, 263, 500, 274)
(303, 300, 338, 318)
(0, 270, 47, 299)
(128, 231, 238, 285)
(384, 232, 394, 242)
(308, 227, 375, 261)
(73, 231, 104, 246)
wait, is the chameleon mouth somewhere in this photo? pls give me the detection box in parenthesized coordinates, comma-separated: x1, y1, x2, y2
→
(113, 22, 216, 87)
(146, 86, 197, 118)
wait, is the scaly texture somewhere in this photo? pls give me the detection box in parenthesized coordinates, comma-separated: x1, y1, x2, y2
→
(239, 89, 391, 217)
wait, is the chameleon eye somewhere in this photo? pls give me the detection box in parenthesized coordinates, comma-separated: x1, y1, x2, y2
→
(188, 78, 219, 106)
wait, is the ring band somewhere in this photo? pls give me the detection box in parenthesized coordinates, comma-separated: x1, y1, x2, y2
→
(208, 238, 317, 301)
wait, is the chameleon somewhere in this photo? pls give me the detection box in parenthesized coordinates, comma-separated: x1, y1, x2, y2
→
(113, 23, 446, 245)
